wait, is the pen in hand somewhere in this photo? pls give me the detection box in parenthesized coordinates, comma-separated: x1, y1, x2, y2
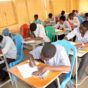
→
(29, 54, 36, 67)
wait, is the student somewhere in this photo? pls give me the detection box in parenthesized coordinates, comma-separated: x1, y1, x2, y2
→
(59, 10, 66, 18)
(65, 21, 88, 80)
(84, 13, 88, 21)
(54, 16, 71, 30)
(33, 14, 42, 24)
(45, 13, 56, 26)
(72, 10, 80, 28)
(0, 35, 17, 80)
(67, 13, 76, 30)
(29, 23, 50, 42)
(29, 43, 70, 88)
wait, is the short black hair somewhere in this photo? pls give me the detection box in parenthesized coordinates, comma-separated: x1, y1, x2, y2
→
(82, 21, 88, 30)
(85, 13, 88, 17)
(48, 13, 53, 18)
(0, 35, 3, 43)
(60, 16, 66, 21)
(41, 43, 56, 59)
(30, 23, 37, 32)
(34, 14, 38, 18)
(61, 10, 65, 15)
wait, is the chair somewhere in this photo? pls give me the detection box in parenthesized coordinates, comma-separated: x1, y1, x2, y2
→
(20, 24, 29, 39)
(2, 28, 10, 36)
(52, 39, 77, 88)
(45, 26, 56, 42)
(9, 34, 24, 67)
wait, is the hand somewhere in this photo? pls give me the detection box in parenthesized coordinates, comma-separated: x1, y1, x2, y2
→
(29, 60, 36, 67)
(33, 66, 48, 77)
(29, 55, 36, 67)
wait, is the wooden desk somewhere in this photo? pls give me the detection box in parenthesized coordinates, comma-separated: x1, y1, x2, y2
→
(8, 60, 62, 88)
(70, 42, 88, 57)
(23, 38, 44, 49)
(55, 29, 70, 40)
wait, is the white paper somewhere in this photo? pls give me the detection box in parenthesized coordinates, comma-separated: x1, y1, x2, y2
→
(23, 40, 35, 44)
(17, 64, 38, 78)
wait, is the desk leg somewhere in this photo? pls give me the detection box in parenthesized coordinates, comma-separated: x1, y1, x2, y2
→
(76, 56, 78, 88)
(56, 77, 61, 88)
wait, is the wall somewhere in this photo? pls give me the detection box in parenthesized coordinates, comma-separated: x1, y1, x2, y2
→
(79, 0, 88, 13)
(0, 0, 80, 33)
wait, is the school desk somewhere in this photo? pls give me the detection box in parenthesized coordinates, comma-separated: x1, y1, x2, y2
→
(0, 53, 12, 88)
(23, 37, 44, 49)
(8, 60, 63, 88)
(55, 29, 70, 40)
(70, 42, 88, 57)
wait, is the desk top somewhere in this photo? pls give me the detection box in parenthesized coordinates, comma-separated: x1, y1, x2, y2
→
(23, 37, 44, 45)
(8, 60, 62, 88)
(70, 42, 88, 57)
(55, 29, 70, 35)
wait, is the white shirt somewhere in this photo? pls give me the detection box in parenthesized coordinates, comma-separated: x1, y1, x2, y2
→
(30, 45, 70, 67)
(34, 24, 50, 42)
(73, 16, 80, 28)
(54, 21, 71, 30)
(66, 28, 88, 43)
(0, 36, 17, 59)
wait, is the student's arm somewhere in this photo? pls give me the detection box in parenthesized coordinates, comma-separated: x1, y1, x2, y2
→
(65, 28, 77, 40)
(2, 39, 12, 55)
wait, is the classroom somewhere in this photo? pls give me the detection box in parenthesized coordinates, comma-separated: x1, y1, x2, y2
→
(0, 0, 88, 88)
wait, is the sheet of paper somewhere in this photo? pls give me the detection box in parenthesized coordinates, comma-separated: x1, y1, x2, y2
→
(23, 40, 35, 44)
(17, 63, 38, 78)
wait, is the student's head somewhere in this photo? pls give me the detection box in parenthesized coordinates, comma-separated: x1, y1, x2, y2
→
(68, 13, 74, 20)
(48, 13, 53, 18)
(61, 10, 65, 16)
(34, 14, 38, 20)
(30, 23, 37, 32)
(0, 35, 3, 43)
(59, 16, 66, 24)
(84, 13, 88, 21)
(41, 43, 56, 61)
(79, 21, 88, 35)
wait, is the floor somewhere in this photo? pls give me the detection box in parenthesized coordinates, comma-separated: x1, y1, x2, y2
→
(1, 49, 88, 88)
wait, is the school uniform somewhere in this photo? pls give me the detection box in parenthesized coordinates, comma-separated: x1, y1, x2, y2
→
(30, 44, 70, 85)
(73, 16, 80, 28)
(66, 28, 88, 79)
(34, 24, 50, 42)
(47, 17, 56, 26)
(54, 21, 72, 31)
(66, 28, 88, 43)
(0, 36, 17, 80)
(33, 19, 42, 24)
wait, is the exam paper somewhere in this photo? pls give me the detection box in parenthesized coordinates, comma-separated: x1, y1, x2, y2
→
(17, 63, 38, 78)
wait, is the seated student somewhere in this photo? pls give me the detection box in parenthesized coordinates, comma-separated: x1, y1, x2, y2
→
(29, 43, 70, 88)
(59, 10, 66, 18)
(33, 14, 42, 24)
(29, 23, 50, 42)
(65, 21, 88, 80)
(67, 13, 76, 30)
(45, 13, 56, 26)
(84, 13, 88, 21)
(0, 35, 17, 80)
(72, 10, 80, 28)
(54, 16, 71, 31)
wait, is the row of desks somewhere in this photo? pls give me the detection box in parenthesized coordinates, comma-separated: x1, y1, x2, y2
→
(7, 41, 88, 88)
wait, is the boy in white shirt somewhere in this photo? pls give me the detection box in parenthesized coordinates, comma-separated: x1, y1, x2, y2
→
(29, 43, 70, 88)
(0, 35, 17, 80)
(65, 21, 88, 80)
(54, 16, 71, 31)
(29, 23, 50, 43)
